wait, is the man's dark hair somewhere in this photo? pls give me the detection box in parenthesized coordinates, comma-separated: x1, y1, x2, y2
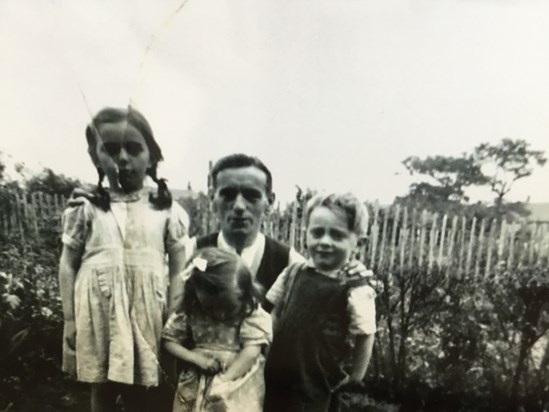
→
(210, 153, 273, 195)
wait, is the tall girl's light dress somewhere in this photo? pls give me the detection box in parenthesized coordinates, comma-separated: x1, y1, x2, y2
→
(162, 306, 272, 412)
(61, 188, 189, 387)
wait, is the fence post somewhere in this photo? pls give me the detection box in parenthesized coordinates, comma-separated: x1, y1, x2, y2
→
(368, 203, 380, 271)
(437, 214, 448, 268)
(428, 213, 438, 273)
(484, 219, 497, 279)
(475, 218, 486, 279)
(398, 207, 409, 274)
(388, 205, 400, 273)
(456, 216, 467, 279)
(465, 217, 477, 278)
(378, 207, 390, 272)
(408, 208, 418, 270)
(417, 210, 428, 268)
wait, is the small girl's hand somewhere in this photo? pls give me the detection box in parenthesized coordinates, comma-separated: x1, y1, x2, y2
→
(194, 354, 222, 375)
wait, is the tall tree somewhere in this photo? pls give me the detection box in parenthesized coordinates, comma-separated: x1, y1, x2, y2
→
(400, 155, 487, 210)
(474, 139, 546, 212)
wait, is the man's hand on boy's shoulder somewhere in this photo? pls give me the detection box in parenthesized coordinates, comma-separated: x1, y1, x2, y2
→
(342, 260, 373, 278)
(342, 260, 383, 294)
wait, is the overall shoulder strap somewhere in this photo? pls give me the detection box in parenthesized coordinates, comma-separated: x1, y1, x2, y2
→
(273, 262, 306, 320)
(196, 232, 219, 249)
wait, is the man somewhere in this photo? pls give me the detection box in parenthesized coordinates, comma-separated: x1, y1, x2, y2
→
(190, 153, 304, 296)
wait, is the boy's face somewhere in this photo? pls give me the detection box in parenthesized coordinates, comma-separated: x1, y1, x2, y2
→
(306, 206, 358, 273)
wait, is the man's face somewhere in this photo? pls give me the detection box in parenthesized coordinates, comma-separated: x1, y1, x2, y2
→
(212, 166, 273, 245)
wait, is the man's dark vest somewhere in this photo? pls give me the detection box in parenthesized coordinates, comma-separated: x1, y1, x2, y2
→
(196, 232, 291, 292)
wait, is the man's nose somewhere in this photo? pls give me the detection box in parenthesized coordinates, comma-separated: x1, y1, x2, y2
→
(233, 193, 247, 210)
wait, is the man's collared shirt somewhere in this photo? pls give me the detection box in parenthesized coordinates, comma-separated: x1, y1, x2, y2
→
(189, 232, 304, 279)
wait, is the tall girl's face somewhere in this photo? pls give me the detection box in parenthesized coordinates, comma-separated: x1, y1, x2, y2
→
(94, 121, 152, 193)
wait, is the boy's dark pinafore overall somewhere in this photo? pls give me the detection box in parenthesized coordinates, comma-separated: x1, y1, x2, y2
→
(264, 265, 369, 412)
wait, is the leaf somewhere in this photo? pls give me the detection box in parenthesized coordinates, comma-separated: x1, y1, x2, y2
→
(4, 294, 21, 310)
(8, 328, 29, 356)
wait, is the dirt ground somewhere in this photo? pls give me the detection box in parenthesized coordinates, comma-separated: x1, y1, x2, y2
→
(1, 378, 89, 412)
(1, 377, 399, 412)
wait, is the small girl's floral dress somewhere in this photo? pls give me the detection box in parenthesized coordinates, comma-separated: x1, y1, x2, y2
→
(162, 306, 272, 412)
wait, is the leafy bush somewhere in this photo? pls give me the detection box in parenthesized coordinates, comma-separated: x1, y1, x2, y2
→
(0, 231, 64, 409)
(369, 257, 549, 411)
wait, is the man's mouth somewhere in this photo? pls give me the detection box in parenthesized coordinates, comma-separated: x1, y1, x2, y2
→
(229, 217, 250, 227)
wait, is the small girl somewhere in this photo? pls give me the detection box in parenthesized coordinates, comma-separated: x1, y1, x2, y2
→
(263, 192, 376, 412)
(58, 107, 189, 412)
(162, 247, 272, 412)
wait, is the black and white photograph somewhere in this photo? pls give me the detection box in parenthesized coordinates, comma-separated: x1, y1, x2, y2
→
(1, 1, 549, 411)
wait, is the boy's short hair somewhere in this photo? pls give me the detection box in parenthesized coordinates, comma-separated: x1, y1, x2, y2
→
(305, 193, 369, 238)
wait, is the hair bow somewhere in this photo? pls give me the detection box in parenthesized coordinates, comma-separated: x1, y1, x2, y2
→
(178, 256, 209, 282)
(192, 257, 208, 272)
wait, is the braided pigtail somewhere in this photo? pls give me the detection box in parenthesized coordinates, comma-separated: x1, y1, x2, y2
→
(89, 168, 111, 211)
(148, 165, 172, 210)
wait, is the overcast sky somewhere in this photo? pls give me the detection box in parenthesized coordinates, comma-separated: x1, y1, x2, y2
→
(1, 0, 548, 205)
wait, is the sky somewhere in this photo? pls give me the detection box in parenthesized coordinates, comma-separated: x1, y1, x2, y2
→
(1, 0, 548, 205)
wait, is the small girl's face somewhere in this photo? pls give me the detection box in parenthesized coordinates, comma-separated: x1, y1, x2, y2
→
(197, 286, 244, 322)
(306, 206, 358, 273)
(93, 121, 152, 193)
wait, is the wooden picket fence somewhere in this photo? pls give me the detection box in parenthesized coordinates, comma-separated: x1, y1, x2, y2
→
(264, 200, 549, 280)
(0, 191, 67, 241)
(1, 190, 549, 279)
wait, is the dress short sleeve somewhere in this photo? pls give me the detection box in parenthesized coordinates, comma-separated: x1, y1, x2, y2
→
(166, 202, 190, 255)
(61, 200, 92, 251)
(162, 311, 189, 343)
(240, 306, 272, 347)
(348, 285, 377, 336)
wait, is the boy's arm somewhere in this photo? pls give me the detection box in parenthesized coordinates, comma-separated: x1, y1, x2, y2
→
(346, 284, 377, 383)
(219, 345, 262, 381)
(349, 333, 375, 383)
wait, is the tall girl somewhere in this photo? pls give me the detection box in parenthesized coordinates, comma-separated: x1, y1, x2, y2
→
(58, 107, 189, 412)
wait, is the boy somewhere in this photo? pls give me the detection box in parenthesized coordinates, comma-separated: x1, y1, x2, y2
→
(263, 193, 376, 412)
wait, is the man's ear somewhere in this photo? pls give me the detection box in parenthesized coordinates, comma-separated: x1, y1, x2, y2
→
(357, 236, 367, 248)
(210, 187, 218, 213)
(355, 236, 368, 257)
(267, 192, 276, 212)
